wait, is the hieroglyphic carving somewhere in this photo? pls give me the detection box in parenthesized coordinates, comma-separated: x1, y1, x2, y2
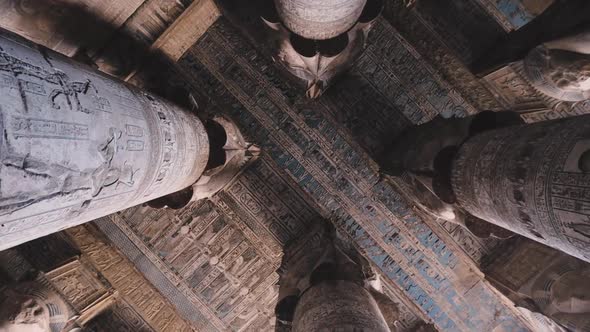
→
(176, 18, 529, 331)
(483, 64, 546, 110)
(483, 62, 590, 122)
(65, 224, 193, 331)
(0, 29, 209, 250)
(381, 1, 504, 112)
(0, 248, 33, 281)
(293, 281, 390, 331)
(45, 259, 109, 311)
(103, 195, 285, 331)
(452, 115, 590, 263)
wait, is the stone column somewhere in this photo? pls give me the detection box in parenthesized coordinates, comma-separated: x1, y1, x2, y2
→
(292, 280, 390, 332)
(0, 29, 209, 250)
(451, 114, 590, 262)
(524, 28, 590, 101)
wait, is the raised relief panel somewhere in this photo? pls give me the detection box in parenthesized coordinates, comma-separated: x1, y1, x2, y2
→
(483, 65, 547, 110)
(177, 18, 530, 331)
(0, 29, 209, 250)
(483, 63, 590, 122)
(45, 259, 109, 311)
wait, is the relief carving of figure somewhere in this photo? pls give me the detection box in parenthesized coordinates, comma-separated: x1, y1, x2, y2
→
(0, 127, 136, 216)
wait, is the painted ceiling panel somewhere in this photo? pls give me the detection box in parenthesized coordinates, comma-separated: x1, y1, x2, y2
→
(154, 16, 528, 331)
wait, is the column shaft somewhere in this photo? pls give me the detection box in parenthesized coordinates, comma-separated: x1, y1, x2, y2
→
(292, 280, 390, 332)
(0, 29, 209, 250)
(452, 115, 590, 262)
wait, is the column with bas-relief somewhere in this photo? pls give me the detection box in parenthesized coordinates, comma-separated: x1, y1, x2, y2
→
(382, 112, 590, 263)
(451, 114, 590, 263)
(0, 28, 256, 250)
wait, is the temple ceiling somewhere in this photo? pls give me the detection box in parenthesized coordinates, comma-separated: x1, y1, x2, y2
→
(1, 0, 587, 331)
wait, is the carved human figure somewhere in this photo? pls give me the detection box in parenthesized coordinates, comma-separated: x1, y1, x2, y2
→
(1, 128, 136, 216)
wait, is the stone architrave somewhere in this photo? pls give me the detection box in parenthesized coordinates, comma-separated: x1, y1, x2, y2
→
(451, 114, 590, 262)
(0, 28, 210, 251)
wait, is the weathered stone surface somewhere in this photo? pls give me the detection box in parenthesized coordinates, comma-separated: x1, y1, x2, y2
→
(0, 29, 209, 250)
(452, 114, 590, 263)
(66, 224, 194, 331)
(262, 0, 380, 98)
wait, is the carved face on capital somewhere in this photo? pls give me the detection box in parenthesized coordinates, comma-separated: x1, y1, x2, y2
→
(550, 269, 590, 314)
(261, 0, 383, 98)
(0, 290, 49, 332)
(545, 50, 590, 91)
(524, 31, 590, 101)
